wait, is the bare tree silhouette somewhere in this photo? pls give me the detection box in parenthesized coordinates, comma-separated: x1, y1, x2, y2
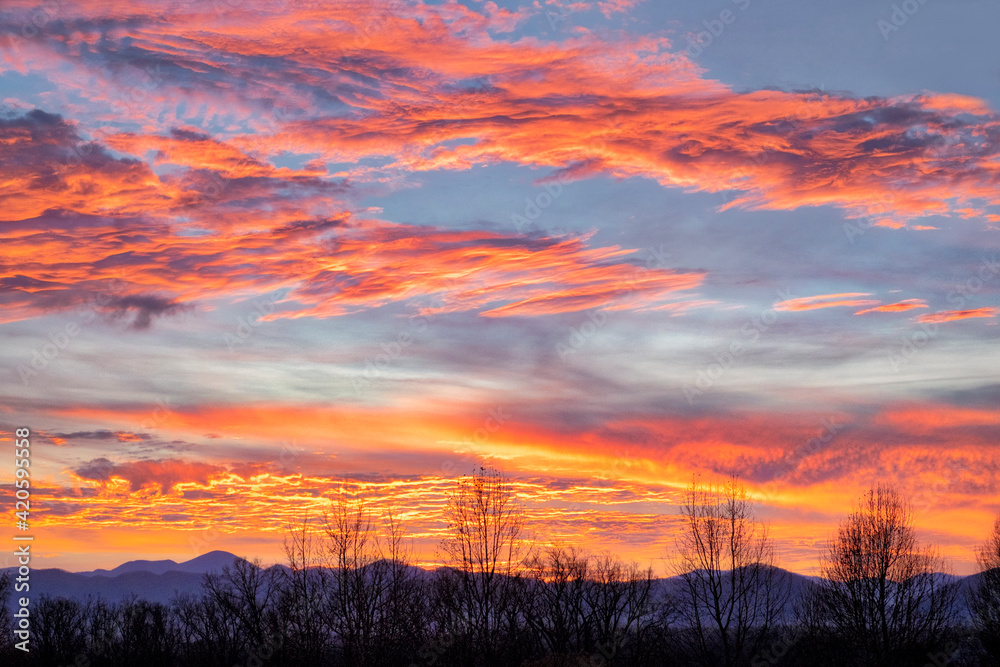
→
(584, 552, 658, 663)
(673, 475, 790, 667)
(279, 516, 330, 664)
(972, 515, 1000, 664)
(525, 545, 590, 658)
(202, 556, 277, 652)
(439, 464, 530, 665)
(324, 493, 424, 666)
(811, 483, 957, 666)
(32, 596, 88, 667)
(0, 571, 12, 659)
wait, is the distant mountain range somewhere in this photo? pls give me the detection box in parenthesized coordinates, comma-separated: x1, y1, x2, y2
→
(77, 550, 242, 578)
(3, 550, 244, 604)
(2, 552, 986, 615)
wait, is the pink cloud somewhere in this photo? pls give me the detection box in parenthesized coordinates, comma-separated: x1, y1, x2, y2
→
(775, 293, 878, 312)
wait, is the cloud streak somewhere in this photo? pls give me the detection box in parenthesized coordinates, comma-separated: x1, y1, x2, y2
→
(855, 299, 928, 315)
(775, 293, 879, 312)
(916, 307, 999, 324)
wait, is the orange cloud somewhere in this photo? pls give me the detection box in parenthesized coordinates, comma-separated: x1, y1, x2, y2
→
(854, 298, 928, 315)
(13, 398, 993, 574)
(0, 110, 185, 222)
(596, 0, 645, 18)
(0, 162, 703, 324)
(103, 128, 324, 181)
(4, 2, 999, 229)
(916, 307, 999, 323)
(879, 404, 1000, 430)
(774, 292, 879, 312)
(71, 458, 226, 494)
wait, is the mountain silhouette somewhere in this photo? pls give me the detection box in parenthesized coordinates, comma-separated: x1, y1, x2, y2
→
(78, 549, 242, 577)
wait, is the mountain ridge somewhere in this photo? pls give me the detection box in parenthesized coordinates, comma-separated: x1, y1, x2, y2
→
(2, 552, 985, 612)
(77, 549, 242, 577)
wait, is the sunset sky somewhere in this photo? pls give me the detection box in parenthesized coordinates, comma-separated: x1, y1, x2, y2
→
(1, 0, 999, 576)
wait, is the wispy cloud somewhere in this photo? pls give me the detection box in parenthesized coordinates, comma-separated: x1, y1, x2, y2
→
(775, 293, 878, 312)
(855, 299, 928, 315)
(917, 307, 999, 324)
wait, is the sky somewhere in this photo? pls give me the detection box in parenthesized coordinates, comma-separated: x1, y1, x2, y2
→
(0, 0, 998, 576)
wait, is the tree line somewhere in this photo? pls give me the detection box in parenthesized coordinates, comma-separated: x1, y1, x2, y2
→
(2, 465, 1000, 666)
